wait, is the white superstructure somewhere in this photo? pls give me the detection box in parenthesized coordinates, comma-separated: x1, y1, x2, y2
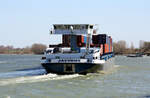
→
(41, 47, 105, 64)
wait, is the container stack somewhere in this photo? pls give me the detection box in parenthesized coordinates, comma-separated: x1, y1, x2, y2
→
(98, 34, 109, 44)
(83, 36, 87, 43)
(92, 34, 109, 44)
(109, 36, 113, 53)
(92, 35, 99, 44)
(77, 35, 84, 47)
(62, 34, 113, 54)
(70, 35, 79, 51)
(77, 35, 86, 47)
(62, 35, 87, 47)
(92, 34, 113, 54)
(62, 35, 71, 47)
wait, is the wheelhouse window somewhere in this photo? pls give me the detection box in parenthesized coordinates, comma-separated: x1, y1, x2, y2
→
(54, 24, 94, 30)
(90, 25, 93, 29)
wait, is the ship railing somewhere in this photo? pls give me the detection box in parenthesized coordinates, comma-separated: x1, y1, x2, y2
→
(100, 53, 114, 61)
(49, 59, 88, 63)
(59, 59, 80, 63)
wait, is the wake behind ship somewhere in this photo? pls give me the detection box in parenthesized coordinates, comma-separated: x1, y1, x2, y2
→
(41, 24, 114, 74)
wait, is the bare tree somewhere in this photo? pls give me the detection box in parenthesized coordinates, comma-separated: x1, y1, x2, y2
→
(113, 40, 127, 54)
(31, 43, 47, 54)
(23, 46, 32, 54)
(143, 42, 150, 52)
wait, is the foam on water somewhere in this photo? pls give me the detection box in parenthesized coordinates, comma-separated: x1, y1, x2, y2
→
(96, 64, 120, 75)
(6, 95, 10, 98)
(0, 64, 119, 86)
(114, 65, 120, 68)
(0, 73, 82, 86)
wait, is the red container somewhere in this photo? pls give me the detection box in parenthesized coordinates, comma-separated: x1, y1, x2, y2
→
(77, 35, 84, 44)
(109, 37, 112, 52)
(104, 44, 109, 53)
(81, 36, 84, 43)
(110, 44, 112, 52)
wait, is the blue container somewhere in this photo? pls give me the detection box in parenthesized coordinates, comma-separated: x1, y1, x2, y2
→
(108, 37, 110, 52)
(84, 36, 87, 43)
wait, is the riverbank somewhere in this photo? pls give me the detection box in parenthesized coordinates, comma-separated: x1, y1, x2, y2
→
(0, 43, 47, 55)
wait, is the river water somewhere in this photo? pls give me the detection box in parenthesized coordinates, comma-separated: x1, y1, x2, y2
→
(0, 54, 150, 98)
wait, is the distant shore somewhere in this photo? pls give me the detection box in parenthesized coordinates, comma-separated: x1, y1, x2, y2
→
(113, 40, 150, 56)
(0, 43, 47, 55)
(1, 40, 150, 56)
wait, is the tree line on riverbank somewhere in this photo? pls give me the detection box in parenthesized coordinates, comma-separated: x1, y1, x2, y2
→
(0, 43, 47, 54)
(113, 40, 150, 55)
(0, 40, 150, 55)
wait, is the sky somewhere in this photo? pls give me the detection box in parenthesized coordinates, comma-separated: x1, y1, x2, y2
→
(0, 0, 150, 48)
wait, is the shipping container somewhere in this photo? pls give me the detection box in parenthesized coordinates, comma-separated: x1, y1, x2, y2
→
(92, 34, 109, 44)
(62, 35, 87, 47)
(108, 36, 110, 52)
(77, 35, 84, 44)
(62, 35, 71, 46)
(103, 44, 109, 53)
(109, 36, 112, 52)
(98, 34, 109, 44)
(92, 35, 99, 44)
(110, 44, 112, 52)
(83, 36, 87, 43)
(70, 35, 78, 51)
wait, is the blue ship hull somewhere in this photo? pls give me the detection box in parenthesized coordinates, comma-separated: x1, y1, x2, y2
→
(41, 54, 114, 75)
(42, 63, 103, 75)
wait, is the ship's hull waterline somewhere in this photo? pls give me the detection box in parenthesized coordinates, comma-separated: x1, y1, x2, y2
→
(42, 58, 114, 75)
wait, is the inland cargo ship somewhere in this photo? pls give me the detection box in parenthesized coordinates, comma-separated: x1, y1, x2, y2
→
(41, 24, 114, 74)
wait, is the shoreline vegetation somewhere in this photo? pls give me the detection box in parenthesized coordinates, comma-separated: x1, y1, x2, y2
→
(0, 43, 47, 55)
(113, 40, 150, 56)
(0, 40, 150, 55)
